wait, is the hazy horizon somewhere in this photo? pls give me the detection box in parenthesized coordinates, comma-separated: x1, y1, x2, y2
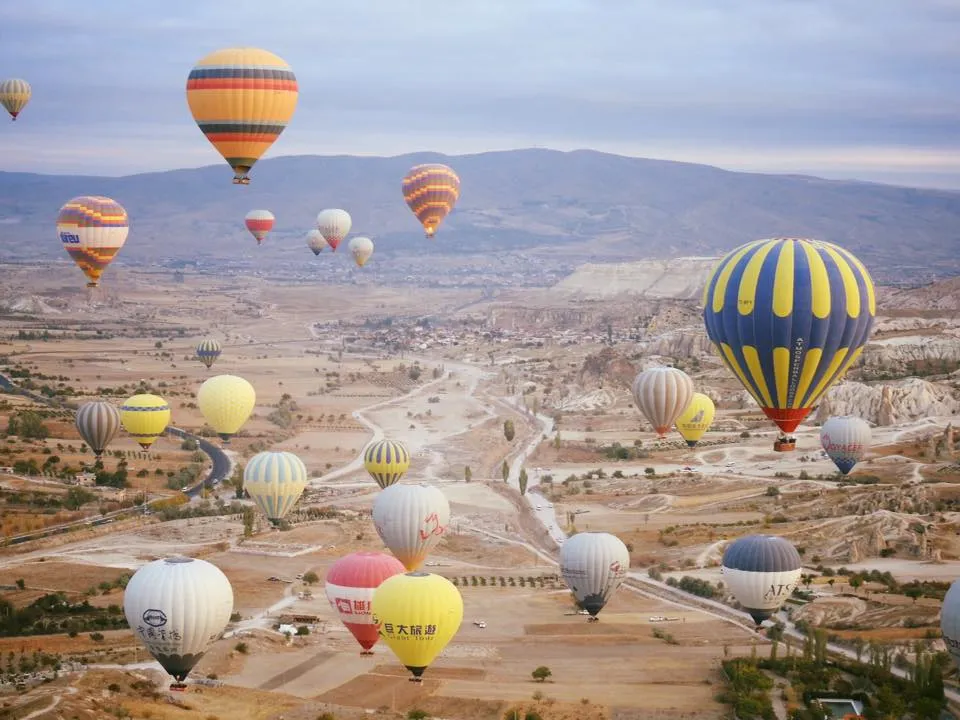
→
(2, 1, 959, 189)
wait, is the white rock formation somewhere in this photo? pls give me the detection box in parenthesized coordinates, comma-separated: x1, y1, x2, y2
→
(818, 378, 960, 426)
(553, 257, 720, 299)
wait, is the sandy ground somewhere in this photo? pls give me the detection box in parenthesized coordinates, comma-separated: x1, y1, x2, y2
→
(2, 270, 959, 718)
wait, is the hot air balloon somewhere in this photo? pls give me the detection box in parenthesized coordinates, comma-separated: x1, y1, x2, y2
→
(195, 338, 222, 369)
(402, 164, 460, 239)
(363, 439, 411, 490)
(306, 229, 328, 256)
(316, 209, 351, 251)
(703, 238, 876, 452)
(559, 532, 629, 620)
(197, 375, 255, 443)
(941, 580, 960, 670)
(244, 210, 275, 245)
(75, 401, 121, 459)
(0, 79, 31, 120)
(721, 534, 802, 626)
(325, 551, 406, 654)
(372, 572, 463, 681)
(349, 236, 374, 268)
(56, 196, 129, 288)
(120, 394, 171, 450)
(372, 483, 450, 571)
(186, 47, 298, 185)
(242, 451, 308, 525)
(631, 367, 694, 438)
(123, 557, 233, 689)
(820, 416, 871, 475)
(676, 392, 716, 447)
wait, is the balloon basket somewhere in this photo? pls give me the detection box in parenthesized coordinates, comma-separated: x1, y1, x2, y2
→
(360, 650, 374, 656)
(169, 683, 188, 692)
(773, 437, 797, 453)
(408, 677, 423, 683)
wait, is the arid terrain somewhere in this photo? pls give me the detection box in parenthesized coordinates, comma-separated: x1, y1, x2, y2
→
(0, 262, 959, 719)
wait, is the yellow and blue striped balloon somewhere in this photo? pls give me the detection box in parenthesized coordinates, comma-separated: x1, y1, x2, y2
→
(195, 338, 222, 369)
(243, 451, 308, 524)
(702, 238, 875, 436)
(364, 439, 411, 489)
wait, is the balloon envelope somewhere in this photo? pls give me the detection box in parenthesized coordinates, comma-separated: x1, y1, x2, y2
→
(372, 572, 463, 678)
(197, 374, 256, 442)
(402, 164, 460, 238)
(120, 394, 171, 450)
(631, 367, 694, 437)
(325, 551, 406, 652)
(123, 557, 233, 682)
(244, 210, 275, 245)
(0, 78, 31, 120)
(243, 451, 308, 523)
(721, 534, 801, 625)
(364, 439, 411, 489)
(75, 401, 121, 458)
(56, 196, 129, 287)
(373, 483, 450, 570)
(559, 532, 629, 617)
(703, 238, 875, 436)
(196, 338, 222, 369)
(316, 209, 351, 251)
(676, 393, 716, 447)
(349, 236, 374, 267)
(306, 229, 328, 256)
(186, 47, 298, 184)
(940, 580, 960, 670)
(820, 416, 871, 475)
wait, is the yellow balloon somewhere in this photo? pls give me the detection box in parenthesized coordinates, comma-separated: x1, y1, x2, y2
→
(676, 392, 716, 447)
(371, 572, 463, 680)
(197, 375, 255, 442)
(120, 394, 171, 450)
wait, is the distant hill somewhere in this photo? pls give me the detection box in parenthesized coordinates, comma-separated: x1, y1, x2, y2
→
(552, 257, 719, 299)
(1, 149, 958, 278)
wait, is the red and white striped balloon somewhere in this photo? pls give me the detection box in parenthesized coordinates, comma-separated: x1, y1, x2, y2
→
(244, 209, 275, 245)
(325, 551, 406, 653)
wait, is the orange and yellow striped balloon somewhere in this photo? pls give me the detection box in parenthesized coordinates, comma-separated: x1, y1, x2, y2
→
(186, 48, 298, 185)
(402, 164, 460, 238)
(56, 196, 129, 287)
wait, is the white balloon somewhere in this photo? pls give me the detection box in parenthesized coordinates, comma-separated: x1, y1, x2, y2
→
(349, 236, 374, 267)
(306, 229, 328, 255)
(243, 451, 309, 523)
(631, 367, 694, 437)
(721, 535, 801, 625)
(123, 557, 233, 683)
(560, 532, 629, 617)
(316, 208, 352, 251)
(372, 483, 450, 571)
(820, 416, 871, 475)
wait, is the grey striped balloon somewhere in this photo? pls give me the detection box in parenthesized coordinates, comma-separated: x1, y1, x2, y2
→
(75, 401, 121, 457)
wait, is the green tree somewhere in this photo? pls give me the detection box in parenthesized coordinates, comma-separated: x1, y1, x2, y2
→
(502, 460, 510, 482)
(531, 666, 551, 683)
(302, 571, 319, 585)
(519, 468, 528, 495)
(6, 411, 49, 440)
(242, 507, 255, 537)
(464, 465, 472, 483)
(503, 419, 515, 442)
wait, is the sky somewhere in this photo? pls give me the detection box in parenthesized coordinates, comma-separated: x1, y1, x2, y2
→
(2, 0, 959, 188)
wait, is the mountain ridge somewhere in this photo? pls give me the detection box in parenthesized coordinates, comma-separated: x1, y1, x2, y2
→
(1, 148, 958, 279)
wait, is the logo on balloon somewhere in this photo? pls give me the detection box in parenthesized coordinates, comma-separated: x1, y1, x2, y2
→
(59, 232, 81, 244)
(142, 609, 168, 627)
(418, 512, 446, 540)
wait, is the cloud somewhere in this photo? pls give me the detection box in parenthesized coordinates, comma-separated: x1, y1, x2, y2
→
(1, 0, 958, 187)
